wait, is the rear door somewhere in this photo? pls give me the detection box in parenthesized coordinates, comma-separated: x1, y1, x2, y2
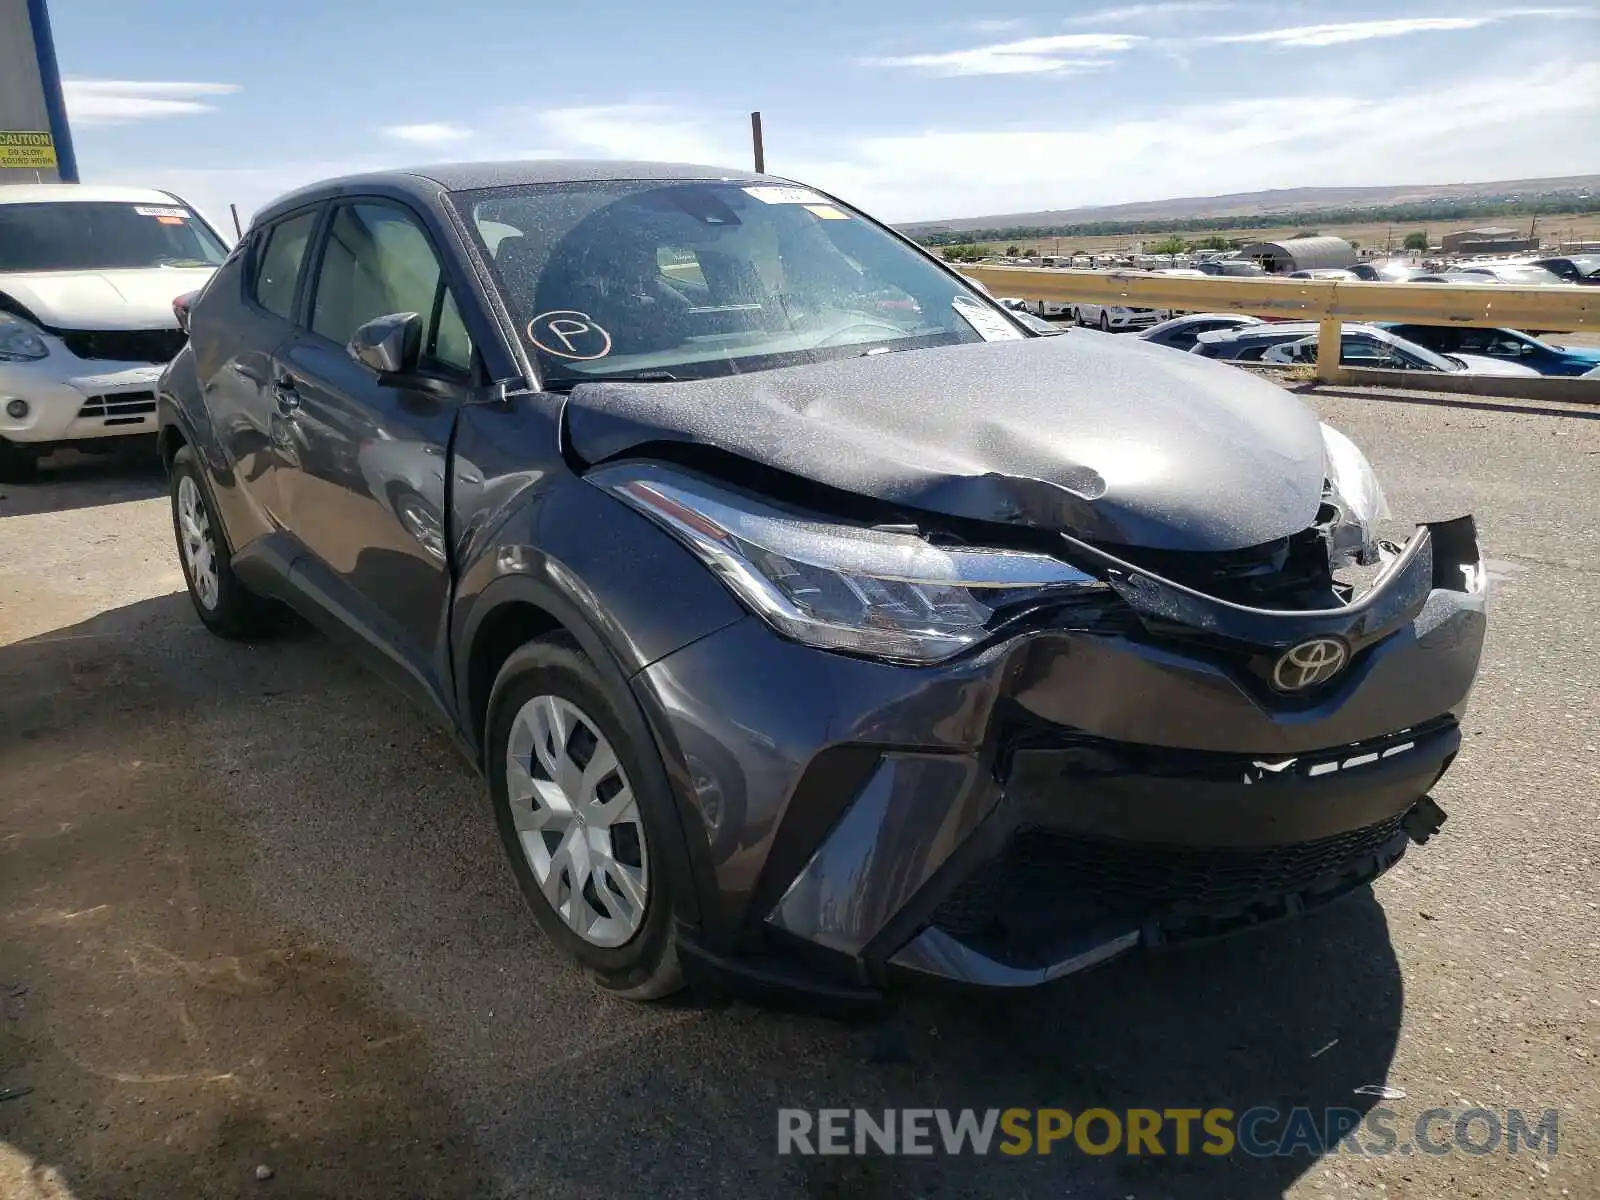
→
(274, 198, 477, 713)
(194, 204, 322, 536)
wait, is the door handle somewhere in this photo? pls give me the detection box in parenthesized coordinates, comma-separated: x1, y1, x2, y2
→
(271, 374, 300, 414)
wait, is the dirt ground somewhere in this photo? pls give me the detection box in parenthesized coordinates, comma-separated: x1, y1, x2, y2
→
(1, 391, 1596, 1200)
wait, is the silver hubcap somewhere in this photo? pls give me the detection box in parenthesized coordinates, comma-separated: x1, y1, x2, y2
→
(505, 695, 649, 948)
(176, 475, 220, 611)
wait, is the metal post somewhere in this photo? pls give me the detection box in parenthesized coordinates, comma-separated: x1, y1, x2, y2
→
(1316, 316, 1343, 384)
(229, 203, 242, 239)
(750, 111, 765, 175)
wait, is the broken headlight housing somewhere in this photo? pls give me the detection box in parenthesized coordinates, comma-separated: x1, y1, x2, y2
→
(594, 463, 1101, 663)
(1320, 422, 1389, 568)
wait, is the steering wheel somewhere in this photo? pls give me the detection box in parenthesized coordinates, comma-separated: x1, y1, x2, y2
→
(811, 320, 908, 349)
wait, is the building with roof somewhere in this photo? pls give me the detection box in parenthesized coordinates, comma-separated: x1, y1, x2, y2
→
(1235, 235, 1357, 274)
(1440, 227, 1539, 255)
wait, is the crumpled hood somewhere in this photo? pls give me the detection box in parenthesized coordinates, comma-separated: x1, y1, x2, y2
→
(0, 267, 215, 330)
(566, 333, 1329, 552)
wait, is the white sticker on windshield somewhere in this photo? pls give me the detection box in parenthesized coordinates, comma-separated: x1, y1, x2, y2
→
(134, 205, 191, 218)
(743, 186, 827, 206)
(952, 295, 1024, 342)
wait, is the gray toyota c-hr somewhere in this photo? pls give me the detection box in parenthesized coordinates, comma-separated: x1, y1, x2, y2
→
(158, 161, 1487, 1000)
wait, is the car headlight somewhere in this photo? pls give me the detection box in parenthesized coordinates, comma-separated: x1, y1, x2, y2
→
(0, 314, 50, 362)
(1320, 422, 1389, 567)
(592, 463, 1101, 663)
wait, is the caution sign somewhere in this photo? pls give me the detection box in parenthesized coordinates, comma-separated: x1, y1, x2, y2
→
(0, 132, 58, 169)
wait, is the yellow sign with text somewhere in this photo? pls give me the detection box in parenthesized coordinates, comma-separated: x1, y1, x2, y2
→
(0, 132, 58, 169)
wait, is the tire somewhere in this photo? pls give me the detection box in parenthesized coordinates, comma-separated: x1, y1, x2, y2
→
(486, 635, 685, 999)
(1074, 308, 1086, 327)
(169, 445, 277, 639)
(0, 441, 38, 484)
(1099, 312, 1111, 333)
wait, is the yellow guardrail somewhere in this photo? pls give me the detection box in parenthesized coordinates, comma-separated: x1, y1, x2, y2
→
(960, 266, 1596, 383)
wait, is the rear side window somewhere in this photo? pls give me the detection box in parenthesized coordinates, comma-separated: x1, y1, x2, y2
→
(253, 210, 318, 320)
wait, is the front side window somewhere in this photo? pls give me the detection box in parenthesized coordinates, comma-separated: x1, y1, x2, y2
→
(310, 202, 471, 375)
(452, 179, 1012, 385)
(253, 209, 319, 321)
(0, 201, 228, 272)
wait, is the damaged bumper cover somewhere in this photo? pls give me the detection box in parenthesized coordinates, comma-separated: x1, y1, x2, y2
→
(631, 518, 1487, 996)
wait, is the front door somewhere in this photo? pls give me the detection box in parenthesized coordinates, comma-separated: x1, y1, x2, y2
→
(200, 204, 322, 537)
(276, 199, 477, 712)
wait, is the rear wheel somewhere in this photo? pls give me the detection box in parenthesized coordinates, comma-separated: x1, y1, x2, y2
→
(487, 635, 685, 999)
(169, 446, 277, 639)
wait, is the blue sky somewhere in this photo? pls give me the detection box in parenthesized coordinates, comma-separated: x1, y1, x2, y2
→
(49, 0, 1600, 229)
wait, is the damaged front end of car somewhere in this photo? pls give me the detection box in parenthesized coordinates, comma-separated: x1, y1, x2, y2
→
(566, 336, 1488, 995)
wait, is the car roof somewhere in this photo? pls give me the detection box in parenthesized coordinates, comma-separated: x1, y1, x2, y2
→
(255, 159, 774, 224)
(0, 183, 190, 205)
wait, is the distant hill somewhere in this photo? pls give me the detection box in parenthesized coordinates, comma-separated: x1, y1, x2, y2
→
(899, 175, 1600, 236)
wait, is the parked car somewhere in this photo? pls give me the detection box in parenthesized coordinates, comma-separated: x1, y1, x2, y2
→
(1526, 256, 1600, 284)
(1257, 327, 1540, 377)
(1444, 263, 1566, 287)
(1367, 262, 1426, 282)
(1194, 321, 1533, 376)
(1287, 269, 1359, 281)
(1378, 323, 1600, 377)
(1073, 299, 1171, 331)
(1408, 272, 1505, 285)
(1195, 259, 1267, 278)
(0, 184, 228, 480)
(1138, 312, 1263, 351)
(159, 160, 1484, 1000)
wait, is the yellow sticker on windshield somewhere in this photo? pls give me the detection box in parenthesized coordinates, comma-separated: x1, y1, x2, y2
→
(804, 204, 849, 220)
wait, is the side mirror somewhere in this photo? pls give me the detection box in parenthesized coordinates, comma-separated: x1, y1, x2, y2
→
(172, 290, 199, 333)
(348, 312, 422, 376)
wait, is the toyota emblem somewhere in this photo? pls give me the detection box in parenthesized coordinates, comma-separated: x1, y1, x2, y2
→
(1272, 637, 1349, 692)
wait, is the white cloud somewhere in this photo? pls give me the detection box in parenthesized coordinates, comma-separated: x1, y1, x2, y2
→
(966, 17, 1028, 33)
(864, 33, 1145, 75)
(84, 57, 1598, 235)
(787, 60, 1600, 220)
(517, 104, 741, 164)
(382, 122, 474, 146)
(1206, 9, 1590, 48)
(63, 79, 239, 125)
(1067, 2, 1235, 23)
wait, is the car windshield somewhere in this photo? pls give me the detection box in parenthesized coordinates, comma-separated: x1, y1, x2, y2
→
(0, 202, 228, 271)
(1374, 334, 1455, 371)
(452, 180, 1007, 384)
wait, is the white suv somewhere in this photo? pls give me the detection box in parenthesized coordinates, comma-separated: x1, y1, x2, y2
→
(0, 185, 229, 481)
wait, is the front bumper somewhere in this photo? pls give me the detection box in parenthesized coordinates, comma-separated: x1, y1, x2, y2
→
(1110, 308, 1170, 328)
(0, 347, 165, 446)
(632, 518, 1486, 995)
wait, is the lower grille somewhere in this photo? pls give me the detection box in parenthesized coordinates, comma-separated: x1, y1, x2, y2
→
(77, 391, 157, 426)
(932, 815, 1409, 969)
(55, 328, 186, 364)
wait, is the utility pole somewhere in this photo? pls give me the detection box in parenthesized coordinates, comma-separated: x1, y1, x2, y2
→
(750, 111, 765, 175)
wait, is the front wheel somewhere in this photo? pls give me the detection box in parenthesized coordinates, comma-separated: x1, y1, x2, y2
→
(487, 635, 685, 999)
(169, 446, 278, 639)
(1099, 312, 1112, 333)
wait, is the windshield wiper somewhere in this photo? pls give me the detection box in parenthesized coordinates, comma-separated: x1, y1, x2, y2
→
(594, 370, 680, 383)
